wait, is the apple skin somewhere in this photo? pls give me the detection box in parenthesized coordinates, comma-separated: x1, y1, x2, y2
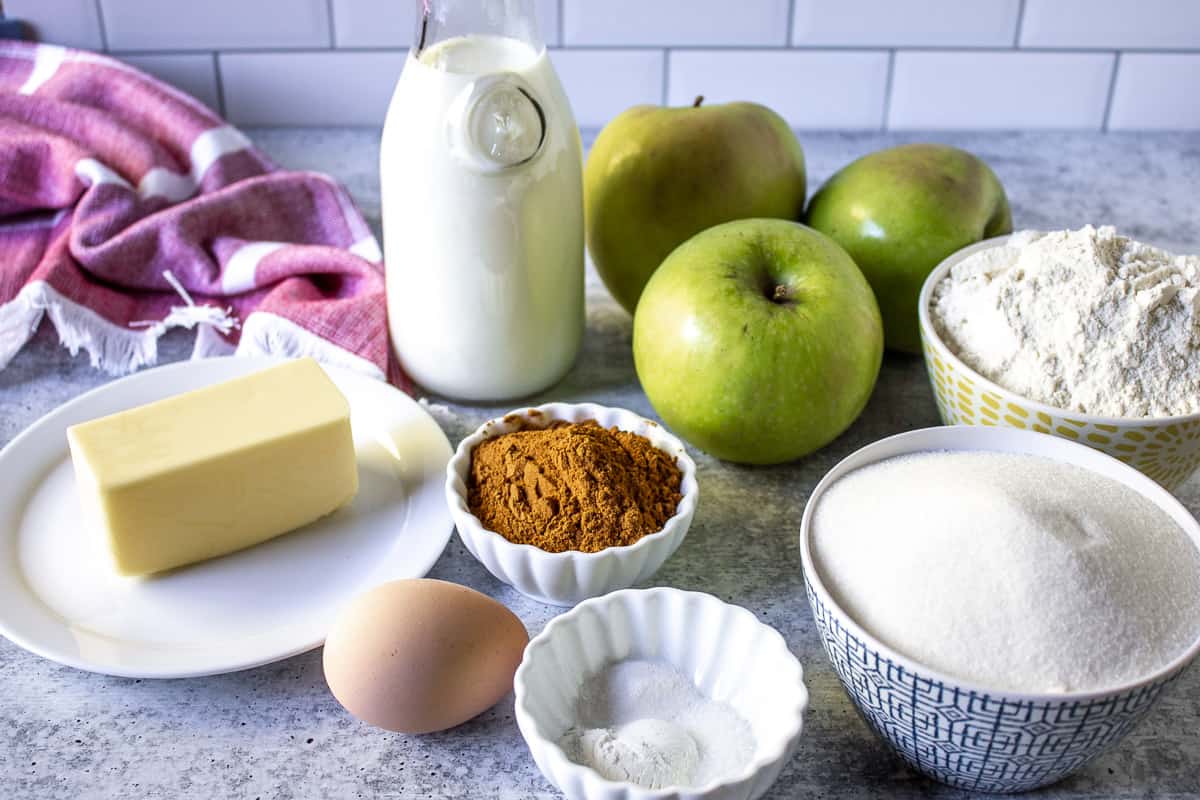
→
(586, 101, 806, 314)
(633, 218, 883, 465)
(804, 143, 1012, 354)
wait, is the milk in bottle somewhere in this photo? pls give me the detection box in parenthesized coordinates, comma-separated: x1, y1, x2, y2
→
(380, 0, 584, 401)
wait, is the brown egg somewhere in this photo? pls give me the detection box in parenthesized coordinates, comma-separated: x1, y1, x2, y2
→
(323, 578, 528, 733)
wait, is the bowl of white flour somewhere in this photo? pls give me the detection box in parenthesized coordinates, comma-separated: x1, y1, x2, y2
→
(799, 425, 1200, 793)
(918, 226, 1200, 489)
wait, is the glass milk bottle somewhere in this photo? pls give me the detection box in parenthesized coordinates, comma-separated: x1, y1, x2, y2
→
(380, 0, 584, 401)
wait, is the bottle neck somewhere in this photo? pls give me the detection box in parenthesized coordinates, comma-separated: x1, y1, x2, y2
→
(414, 0, 542, 55)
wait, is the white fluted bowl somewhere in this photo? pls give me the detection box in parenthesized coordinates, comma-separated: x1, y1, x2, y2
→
(514, 588, 808, 800)
(446, 403, 699, 606)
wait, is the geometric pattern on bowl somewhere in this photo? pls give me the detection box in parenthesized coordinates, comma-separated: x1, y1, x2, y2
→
(917, 235, 1200, 492)
(921, 337, 1200, 490)
(804, 579, 1184, 793)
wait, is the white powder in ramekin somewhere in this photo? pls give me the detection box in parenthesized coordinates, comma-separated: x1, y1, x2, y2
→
(930, 225, 1200, 418)
(558, 659, 755, 790)
(812, 450, 1200, 694)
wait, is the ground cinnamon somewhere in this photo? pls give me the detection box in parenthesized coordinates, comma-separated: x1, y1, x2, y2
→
(467, 420, 684, 553)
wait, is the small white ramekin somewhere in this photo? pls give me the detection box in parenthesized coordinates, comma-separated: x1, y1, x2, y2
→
(514, 587, 808, 800)
(445, 403, 699, 606)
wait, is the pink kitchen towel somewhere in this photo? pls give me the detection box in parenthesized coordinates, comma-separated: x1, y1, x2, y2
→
(0, 42, 401, 385)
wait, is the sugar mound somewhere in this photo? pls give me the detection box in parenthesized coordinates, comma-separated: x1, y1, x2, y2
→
(812, 451, 1200, 693)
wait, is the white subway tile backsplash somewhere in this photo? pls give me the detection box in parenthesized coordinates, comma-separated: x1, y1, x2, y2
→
(100, 0, 331, 51)
(563, 0, 789, 46)
(119, 54, 222, 113)
(1020, 0, 1200, 50)
(332, 0, 560, 49)
(888, 51, 1114, 130)
(792, 0, 1020, 47)
(7, 0, 105, 51)
(220, 51, 405, 126)
(9, 0, 1199, 131)
(668, 50, 889, 129)
(331, 0, 414, 49)
(549, 49, 664, 128)
(1109, 54, 1200, 130)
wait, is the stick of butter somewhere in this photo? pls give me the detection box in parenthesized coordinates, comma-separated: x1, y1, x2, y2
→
(66, 358, 359, 576)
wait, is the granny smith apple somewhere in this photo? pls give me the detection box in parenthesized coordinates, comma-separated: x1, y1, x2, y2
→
(805, 143, 1011, 353)
(586, 99, 806, 314)
(633, 218, 883, 465)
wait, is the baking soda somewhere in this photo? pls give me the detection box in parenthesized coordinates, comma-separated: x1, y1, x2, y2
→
(559, 659, 755, 789)
(811, 451, 1200, 693)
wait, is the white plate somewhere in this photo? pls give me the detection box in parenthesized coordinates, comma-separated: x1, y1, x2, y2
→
(0, 357, 453, 678)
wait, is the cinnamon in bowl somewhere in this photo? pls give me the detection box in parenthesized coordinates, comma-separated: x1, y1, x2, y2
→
(445, 401, 699, 606)
(467, 420, 683, 554)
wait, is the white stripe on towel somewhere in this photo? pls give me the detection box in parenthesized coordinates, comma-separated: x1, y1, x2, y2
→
(19, 45, 67, 95)
(222, 241, 285, 295)
(137, 167, 197, 204)
(136, 126, 253, 202)
(75, 158, 134, 191)
(190, 125, 253, 182)
(349, 235, 383, 263)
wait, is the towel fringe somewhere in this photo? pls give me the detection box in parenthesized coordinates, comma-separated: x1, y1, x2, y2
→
(0, 281, 384, 381)
(0, 281, 160, 374)
(0, 281, 385, 380)
(236, 311, 386, 381)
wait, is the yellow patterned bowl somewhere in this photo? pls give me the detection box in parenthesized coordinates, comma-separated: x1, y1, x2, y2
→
(918, 236, 1200, 491)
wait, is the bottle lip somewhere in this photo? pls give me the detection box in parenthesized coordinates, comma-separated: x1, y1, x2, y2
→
(413, 0, 545, 57)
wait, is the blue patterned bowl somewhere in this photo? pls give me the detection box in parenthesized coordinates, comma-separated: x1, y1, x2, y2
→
(799, 426, 1200, 793)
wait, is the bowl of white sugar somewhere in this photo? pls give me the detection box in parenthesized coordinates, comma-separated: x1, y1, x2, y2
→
(800, 425, 1200, 793)
(918, 225, 1200, 489)
(514, 587, 808, 800)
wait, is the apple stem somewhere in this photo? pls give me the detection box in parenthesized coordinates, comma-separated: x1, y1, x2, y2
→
(693, 95, 704, 108)
(772, 285, 790, 303)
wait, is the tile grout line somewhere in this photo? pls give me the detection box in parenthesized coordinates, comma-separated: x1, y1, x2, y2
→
(325, 0, 337, 49)
(213, 52, 227, 119)
(880, 48, 895, 132)
(1102, 51, 1122, 132)
(556, 0, 564, 47)
(98, 44, 1200, 56)
(1013, 0, 1026, 48)
(786, 0, 796, 47)
(93, 0, 110, 52)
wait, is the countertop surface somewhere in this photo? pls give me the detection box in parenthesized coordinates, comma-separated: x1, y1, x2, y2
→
(2, 129, 1199, 800)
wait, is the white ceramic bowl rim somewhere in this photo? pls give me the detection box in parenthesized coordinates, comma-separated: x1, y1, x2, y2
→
(799, 425, 1200, 704)
(446, 402, 700, 559)
(514, 587, 809, 798)
(918, 234, 1200, 427)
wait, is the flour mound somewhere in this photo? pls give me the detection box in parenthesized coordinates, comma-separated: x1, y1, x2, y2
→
(931, 225, 1200, 418)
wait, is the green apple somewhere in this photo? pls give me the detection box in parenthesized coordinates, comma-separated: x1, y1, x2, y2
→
(633, 218, 883, 465)
(586, 99, 807, 314)
(805, 143, 1012, 353)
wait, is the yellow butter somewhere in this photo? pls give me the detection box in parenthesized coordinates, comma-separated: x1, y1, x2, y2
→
(66, 358, 359, 576)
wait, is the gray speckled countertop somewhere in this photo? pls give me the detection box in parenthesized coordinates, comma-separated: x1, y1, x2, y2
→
(3, 130, 1200, 799)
